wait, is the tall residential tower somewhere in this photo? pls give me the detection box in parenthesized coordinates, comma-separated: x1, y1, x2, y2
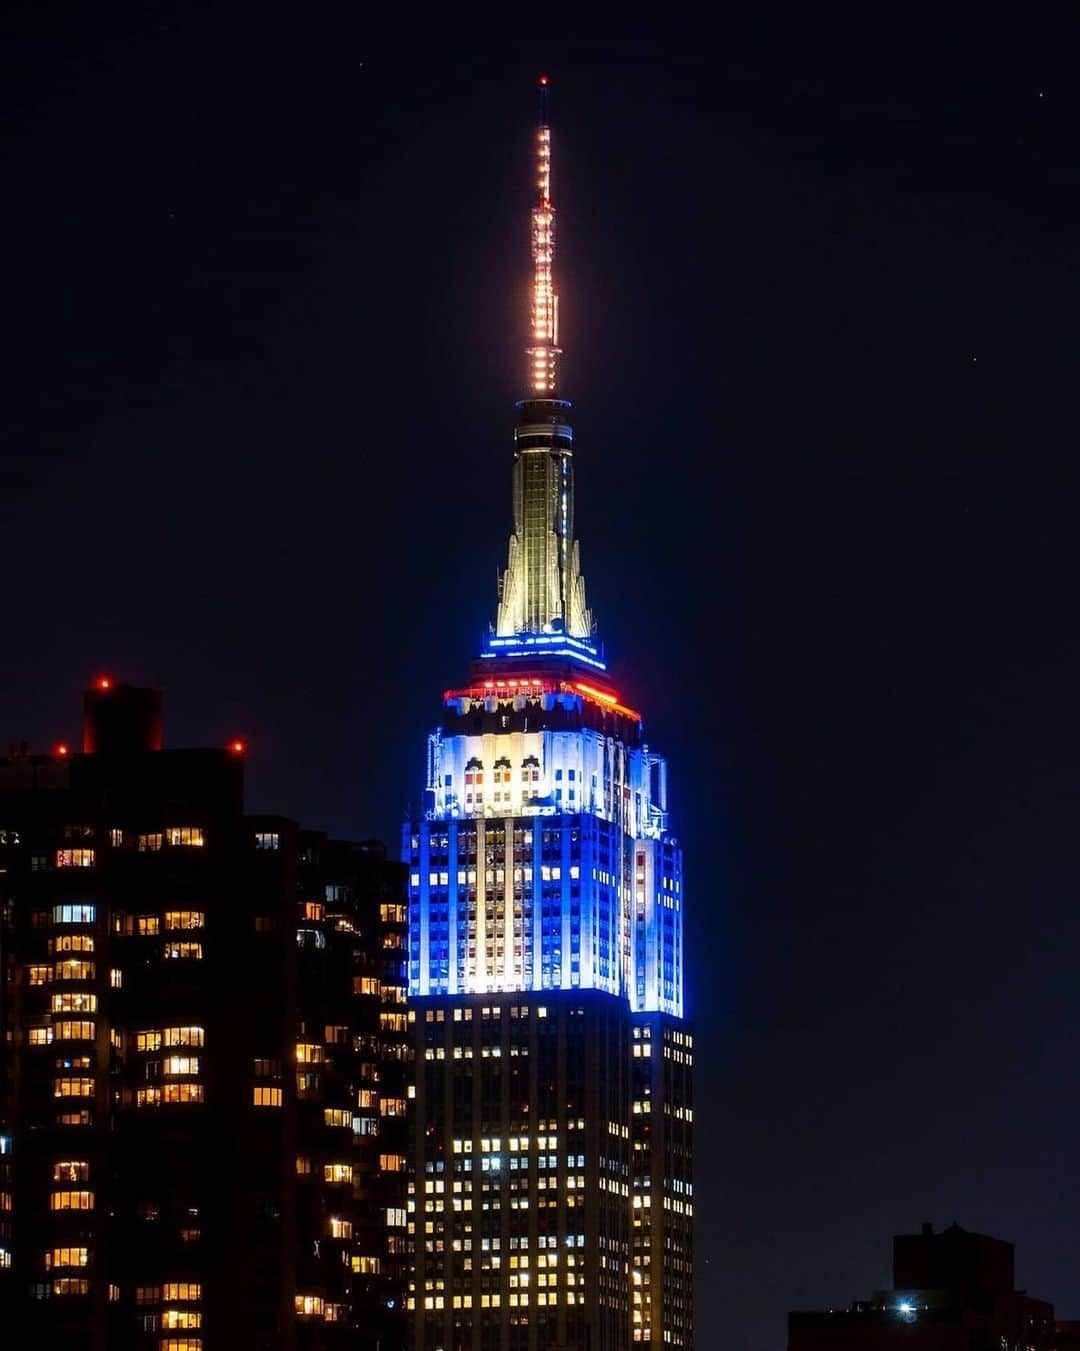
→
(406, 80, 693, 1351)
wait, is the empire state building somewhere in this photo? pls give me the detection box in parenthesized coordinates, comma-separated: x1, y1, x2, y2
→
(405, 79, 693, 1351)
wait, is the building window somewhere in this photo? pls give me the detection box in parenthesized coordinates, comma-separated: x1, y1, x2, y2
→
(253, 1086, 282, 1108)
(163, 911, 205, 931)
(27, 965, 51, 986)
(164, 1026, 204, 1048)
(49, 1247, 89, 1269)
(163, 942, 202, 961)
(53, 904, 95, 925)
(295, 1295, 324, 1318)
(52, 1161, 89, 1182)
(55, 960, 94, 982)
(137, 833, 163, 852)
(56, 849, 94, 868)
(162, 1282, 201, 1301)
(165, 827, 205, 848)
(323, 1163, 351, 1184)
(53, 934, 93, 953)
(27, 1026, 53, 1046)
(161, 1310, 202, 1329)
(54, 1021, 95, 1042)
(135, 916, 160, 936)
(50, 1190, 94, 1210)
(53, 1078, 94, 1098)
(52, 993, 96, 1013)
(163, 1083, 204, 1105)
(53, 1277, 90, 1295)
(328, 1217, 352, 1239)
(255, 832, 279, 851)
(163, 1056, 200, 1076)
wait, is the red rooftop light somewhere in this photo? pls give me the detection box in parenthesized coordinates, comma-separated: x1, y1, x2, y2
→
(96, 676, 113, 691)
(229, 739, 246, 755)
(55, 743, 70, 758)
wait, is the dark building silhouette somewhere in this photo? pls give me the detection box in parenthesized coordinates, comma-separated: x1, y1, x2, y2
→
(788, 1222, 1059, 1351)
(0, 680, 408, 1350)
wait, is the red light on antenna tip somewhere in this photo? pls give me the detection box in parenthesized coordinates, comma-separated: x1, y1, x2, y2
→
(96, 676, 112, 691)
(55, 743, 69, 758)
(539, 74, 548, 85)
(229, 739, 246, 755)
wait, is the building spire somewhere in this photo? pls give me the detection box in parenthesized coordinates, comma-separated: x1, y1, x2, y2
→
(527, 75, 560, 395)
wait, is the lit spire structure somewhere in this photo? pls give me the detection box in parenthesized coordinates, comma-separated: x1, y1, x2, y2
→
(495, 76, 593, 647)
(527, 75, 559, 395)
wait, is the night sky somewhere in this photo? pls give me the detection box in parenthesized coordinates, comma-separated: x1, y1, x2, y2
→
(6, 10, 1080, 1348)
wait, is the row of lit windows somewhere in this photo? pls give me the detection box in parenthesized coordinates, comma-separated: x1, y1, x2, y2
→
(137, 1027, 204, 1051)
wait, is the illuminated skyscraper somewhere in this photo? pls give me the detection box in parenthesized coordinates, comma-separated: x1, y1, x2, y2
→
(406, 80, 694, 1351)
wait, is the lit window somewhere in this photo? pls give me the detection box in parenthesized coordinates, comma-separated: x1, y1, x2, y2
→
(136, 1088, 162, 1108)
(253, 1086, 282, 1108)
(354, 976, 379, 995)
(137, 833, 162, 852)
(324, 1108, 351, 1128)
(163, 1056, 200, 1076)
(53, 904, 95, 925)
(328, 1216, 353, 1239)
(28, 1026, 53, 1046)
(295, 1043, 323, 1064)
(161, 1309, 202, 1329)
(163, 942, 202, 960)
(52, 992, 96, 1013)
(165, 827, 205, 848)
(255, 832, 279, 851)
(379, 1153, 405, 1171)
(159, 1340, 204, 1351)
(296, 1156, 312, 1175)
(28, 964, 51, 986)
(163, 1026, 204, 1048)
(53, 1277, 90, 1295)
(136, 916, 160, 936)
(136, 1030, 163, 1052)
(163, 1083, 204, 1104)
(53, 934, 93, 953)
(323, 1163, 351, 1184)
(55, 960, 94, 982)
(50, 1247, 89, 1268)
(295, 1295, 324, 1317)
(163, 911, 205, 931)
(50, 1190, 94, 1210)
(110, 968, 122, 988)
(52, 1161, 89, 1182)
(162, 1282, 201, 1301)
(351, 1255, 380, 1274)
(53, 1078, 94, 1098)
(56, 849, 94, 868)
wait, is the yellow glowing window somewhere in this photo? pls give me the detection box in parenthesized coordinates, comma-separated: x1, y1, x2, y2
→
(165, 827, 205, 848)
(52, 1160, 89, 1182)
(163, 1083, 204, 1104)
(295, 1295, 324, 1317)
(159, 1340, 204, 1351)
(53, 1078, 94, 1098)
(136, 1088, 162, 1107)
(137, 833, 162, 852)
(295, 1043, 323, 1064)
(380, 1097, 406, 1117)
(324, 1024, 349, 1044)
(110, 968, 122, 988)
(351, 1254, 381, 1273)
(357, 1088, 376, 1109)
(163, 1282, 201, 1301)
(50, 1190, 94, 1210)
(303, 900, 323, 921)
(135, 1285, 161, 1305)
(55, 960, 94, 981)
(163, 942, 202, 960)
(163, 1056, 200, 1077)
(324, 1108, 351, 1128)
(164, 911, 205, 930)
(296, 1156, 312, 1175)
(28, 964, 52, 985)
(379, 1153, 405, 1171)
(253, 1086, 282, 1108)
(164, 1026, 204, 1048)
(56, 849, 95, 868)
(323, 1163, 352, 1184)
(328, 1216, 353, 1239)
(380, 903, 407, 923)
(53, 1277, 90, 1295)
(162, 1309, 202, 1329)
(50, 1247, 89, 1268)
(354, 976, 379, 995)
(53, 934, 94, 953)
(137, 1030, 163, 1052)
(57, 1109, 92, 1126)
(136, 915, 160, 935)
(28, 1026, 53, 1046)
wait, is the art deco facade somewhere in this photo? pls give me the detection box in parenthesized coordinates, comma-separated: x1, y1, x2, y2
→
(0, 681, 408, 1349)
(406, 80, 693, 1351)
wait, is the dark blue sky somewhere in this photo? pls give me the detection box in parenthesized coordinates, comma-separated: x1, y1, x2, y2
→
(5, 10, 1080, 1348)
